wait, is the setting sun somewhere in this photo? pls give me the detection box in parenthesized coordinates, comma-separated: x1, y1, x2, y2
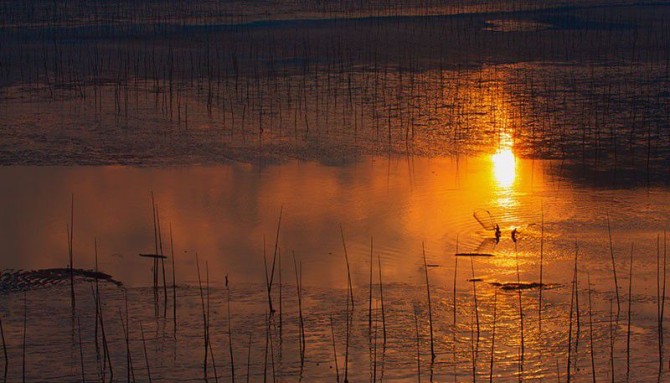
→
(492, 148, 516, 187)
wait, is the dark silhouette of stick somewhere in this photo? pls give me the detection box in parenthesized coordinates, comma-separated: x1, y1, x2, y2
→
(471, 257, 480, 355)
(246, 332, 252, 383)
(606, 213, 621, 318)
(373, 302, 379, 383)
(227, 276, 236, 383)
(123, 292, 135, 382)
(330, 314, 340, 383)
(626, 243, 633, 382)
(539, 207, 544, 334)
(98, 287, 113, 382)
(414, 305, 421, 383)
(293, 254, 305, 371)
(609, 298, 615, 383)
(77, 316, 85, 383)
(170, 224, 177, 336)
(515, 240, 524, 382)
(140, 321, 152, 383)
(587, 273, 596, 383)
(156, 206, 167, 317)
(567, 245, 578, 383)
(278, 248, 283, 342)
(340, 225, 355, 309)
(378, 254, 386, 345)
(69, 194, 76, 314)
(1, 315, 7, 383)
(369, 237, 374, 337)
(264, 207, 283, 315)
(423, 243, 436, 361)
(659, 231, 667, 377)
(94, 240, 100, 373)
(489, 289, 497, 383)
(195, 253, 208, 382)
(151, 193, 159, 307)
(206, 263, 218, 383)
(22, 293, 26, 383)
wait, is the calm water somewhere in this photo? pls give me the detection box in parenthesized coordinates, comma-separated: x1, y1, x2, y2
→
(1, 0, 670, 382)
(0, 154, 669, 381)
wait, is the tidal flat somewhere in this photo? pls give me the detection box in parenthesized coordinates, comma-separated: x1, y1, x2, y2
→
(1, 1, 669, 381)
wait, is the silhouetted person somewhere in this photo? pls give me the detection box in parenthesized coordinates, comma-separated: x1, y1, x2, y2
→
(511, 228, 518, 243)
(495, 224, 501, 243)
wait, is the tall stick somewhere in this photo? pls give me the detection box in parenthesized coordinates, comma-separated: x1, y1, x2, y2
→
(471, 257, 480, 353)
(126, 292, 136, 382)
(539, 206, 544, 334)
(567, 245, 578, 383)
(196, 253, 208, 382)
(207, 264, 218, 383)
(151, 193, 159, 303)
(293, 255, 306, 372)
(489, 289, 497, 383)
(1, 316, 7, 383)
(369, 237, 374, 337)
(626, 243, 633, 382)
(606, 213, 621, 318)
(515, 240, 524, 381)
(423, 243, 436, 361)
(77, 316, 85, 383)
(278, 248, 283, 342)
(119, 308, 133, 383)
(373, 301, 379, 383)
(265, 207, 283, 314)
(94, 239, 100, 373)
(660, 231, 667, 376)
(657, 234, 662, 374)
(609, 298, 615, 383)
(453, 252, 459, 382)
(170, 224, 177, 336)
(69, 194, 75, 313)
(378, 254, 387, 345)
(414, 305, 421, 383)
(157, 207, 167, 317)
(246, 333, 252, 383)
(587, 273, 596, 383)
(22, 293, 26, 383)
(227, 276, 236, 383)
(140, 321, 152, 383)
(340, 225, 355, 310)
(98, 288, 113, 382)
(330, 314, 340, 383)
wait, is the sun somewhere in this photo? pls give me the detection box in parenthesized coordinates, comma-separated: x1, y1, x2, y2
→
(492, 148, 516, 188)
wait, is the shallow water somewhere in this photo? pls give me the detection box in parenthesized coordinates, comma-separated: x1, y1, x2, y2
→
(1, 155, 669, 381)
(1, 0, 670, 381)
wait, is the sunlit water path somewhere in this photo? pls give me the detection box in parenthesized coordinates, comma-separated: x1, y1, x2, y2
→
(1, 153, 669, 381)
